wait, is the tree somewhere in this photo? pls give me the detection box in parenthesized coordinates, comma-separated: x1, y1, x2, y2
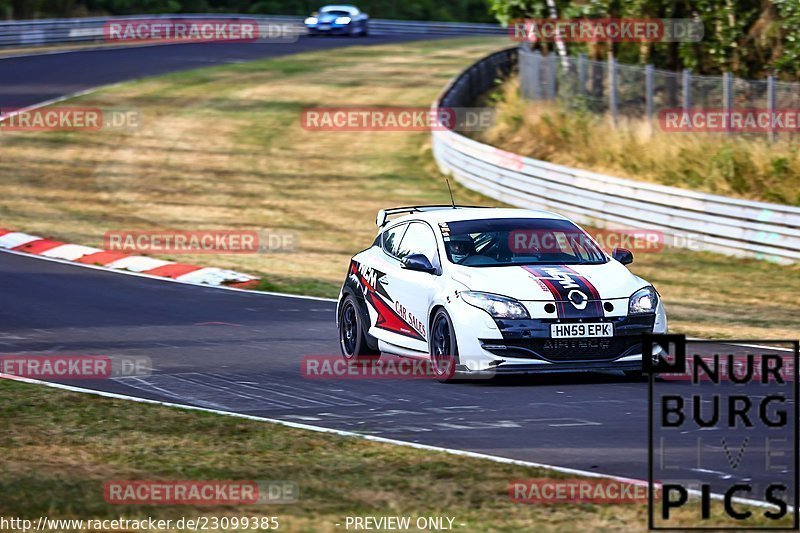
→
(489, 0, 800, 79)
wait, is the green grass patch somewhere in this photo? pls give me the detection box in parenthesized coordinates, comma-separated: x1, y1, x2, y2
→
(1, 379, 789, 531)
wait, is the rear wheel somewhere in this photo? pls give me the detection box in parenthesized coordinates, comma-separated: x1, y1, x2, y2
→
(430, 309, 459, 383)
(339, 295, 379, 361)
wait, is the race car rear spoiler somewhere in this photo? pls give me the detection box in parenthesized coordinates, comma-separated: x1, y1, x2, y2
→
(376, 205, 487, 226)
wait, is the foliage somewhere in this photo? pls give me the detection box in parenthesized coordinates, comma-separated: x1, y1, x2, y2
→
(489, 0, 800, 79)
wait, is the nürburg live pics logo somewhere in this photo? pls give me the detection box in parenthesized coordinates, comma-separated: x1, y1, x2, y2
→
(645, 334, 799, 529)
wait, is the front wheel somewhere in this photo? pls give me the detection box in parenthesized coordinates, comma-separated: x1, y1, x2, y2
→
(339, 295, 380, 361)
(430, 309, 459, 383)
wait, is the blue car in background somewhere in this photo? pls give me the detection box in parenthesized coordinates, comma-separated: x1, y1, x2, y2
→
(305, 5, 370, 36)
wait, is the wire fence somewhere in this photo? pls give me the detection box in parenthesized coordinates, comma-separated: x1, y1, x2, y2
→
(519, 47, 800, 139)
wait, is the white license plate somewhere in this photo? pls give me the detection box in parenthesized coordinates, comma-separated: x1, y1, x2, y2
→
(318, 24, 331, 30)
(550, 322, 613, 338)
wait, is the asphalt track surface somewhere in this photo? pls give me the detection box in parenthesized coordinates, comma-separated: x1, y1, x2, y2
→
(1, 36, 797, 505)
(0, 34, 440, 109)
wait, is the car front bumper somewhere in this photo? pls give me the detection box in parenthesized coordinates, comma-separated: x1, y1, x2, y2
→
(306, 24, 351, 34)
(455, 358, 645, 377)
(450, 297, 667, 376)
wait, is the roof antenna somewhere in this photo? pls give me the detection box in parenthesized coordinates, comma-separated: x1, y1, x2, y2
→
(445, 178, 456, 209)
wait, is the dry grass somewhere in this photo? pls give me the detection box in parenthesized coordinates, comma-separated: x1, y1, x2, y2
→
(477, 77, 800, 206)
(1, 379, 790, 532)
(0, 38, 506, 297)
(624, 249, 800, 339)
(0, 39, 797, 339)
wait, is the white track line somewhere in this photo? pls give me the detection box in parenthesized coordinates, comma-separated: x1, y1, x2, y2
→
(0, 84, 123, 124)
(687, 337, 797, 353)
(0, 372, 783, 511)
(719, 342, 796, 353)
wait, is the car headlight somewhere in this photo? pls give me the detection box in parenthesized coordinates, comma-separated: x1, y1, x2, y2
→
(335, 16, 351, 24)
(305, 17, 318, 24)
(629, 286, 658, 315)
(461, 291, 530, 319)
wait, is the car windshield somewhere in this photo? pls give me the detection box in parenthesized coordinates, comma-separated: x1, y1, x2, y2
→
(442, 218, 607, 266)
(320, 8, 353, 16)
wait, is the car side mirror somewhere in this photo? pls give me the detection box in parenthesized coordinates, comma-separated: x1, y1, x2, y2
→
(612, 247, 634, 265)
(401, 254, 436, 274)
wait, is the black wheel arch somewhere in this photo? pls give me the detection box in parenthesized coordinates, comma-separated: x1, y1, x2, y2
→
(428, 305, 446, 341)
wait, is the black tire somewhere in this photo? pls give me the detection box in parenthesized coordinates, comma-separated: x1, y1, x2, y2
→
(339, 294, 380, 361)
(361, 22, 369, 36)
(429, 308, 459, 383)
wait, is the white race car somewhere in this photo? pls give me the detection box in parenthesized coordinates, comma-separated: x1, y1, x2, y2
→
(336, 206, 667, 382)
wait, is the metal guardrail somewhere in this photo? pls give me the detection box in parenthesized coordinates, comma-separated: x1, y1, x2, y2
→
(432, 48, 800, 264)
(0, 14, 505, 48)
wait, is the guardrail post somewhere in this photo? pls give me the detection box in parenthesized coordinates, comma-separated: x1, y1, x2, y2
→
(577, 53, 586, 97)
(767, 75, 776, 142)
(609, 55, 618, 126)
(645, 64, 654, 127)
(547, 53, 558, 100)
(722, 72, 733, 135)
(682, 68, 691, 111)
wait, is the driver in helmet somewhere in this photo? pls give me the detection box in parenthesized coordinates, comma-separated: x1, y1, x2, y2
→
(447, 235, 475, 264)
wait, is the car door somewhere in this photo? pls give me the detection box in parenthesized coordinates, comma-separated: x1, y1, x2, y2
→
(383, 221, 441, 353)
(362, 222, 417, 348)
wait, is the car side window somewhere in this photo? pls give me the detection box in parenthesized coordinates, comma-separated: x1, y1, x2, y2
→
(381, 223, 408, 258)
(396, 222, 438, 262)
